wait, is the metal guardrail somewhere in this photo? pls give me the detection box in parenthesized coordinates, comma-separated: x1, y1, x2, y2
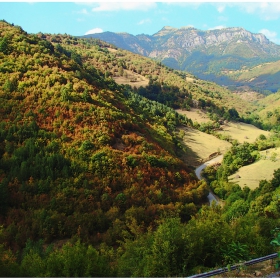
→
(188, 253, 278, 278)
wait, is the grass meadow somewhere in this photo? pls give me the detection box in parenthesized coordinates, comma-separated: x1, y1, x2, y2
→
(229, 148, 280, 189)
(177, 109, 271, 166)
(218, 122, 271, 143)
(176, 108, 212, 123)
(113, 70, 149, 88)
(178, 127, 232, 166)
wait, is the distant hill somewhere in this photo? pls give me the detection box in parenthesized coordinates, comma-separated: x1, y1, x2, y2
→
(57, 32, 259, 119)
(222, 59, 280, 93)
(83, 26, 280, 91)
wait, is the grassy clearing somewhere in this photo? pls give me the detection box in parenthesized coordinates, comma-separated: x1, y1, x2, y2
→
(228, 147, 280, 190)
(113, 70, 149, 88)
(218, 122, 271, 143)
(176, 108, 212, 123)
(177, 109, 270, 143)
(178, 126, 232, 166)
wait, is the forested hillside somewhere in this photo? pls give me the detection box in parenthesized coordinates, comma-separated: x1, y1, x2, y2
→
(52, 31, 280, 131)
(59, 32, 258, 116)
(0, 20, 208, 275)
(223, 60, 280, 93)
(1, 20, 280, 277)
(45, 30, 264, 134)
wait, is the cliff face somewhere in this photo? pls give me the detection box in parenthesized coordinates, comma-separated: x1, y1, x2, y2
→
(179, 27, 270, 48)
(149, 26, 273, 57)
(85, 26, 276, 57)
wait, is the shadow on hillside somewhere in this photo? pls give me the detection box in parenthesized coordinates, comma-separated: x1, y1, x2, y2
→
(176, 126, 202, 168)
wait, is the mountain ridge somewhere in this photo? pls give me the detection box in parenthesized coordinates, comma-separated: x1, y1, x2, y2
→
(83, 26, 280, 91)
(84, 25, 279, 56)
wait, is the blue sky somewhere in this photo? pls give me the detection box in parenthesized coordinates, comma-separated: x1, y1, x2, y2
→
(1, 1, 280, 44)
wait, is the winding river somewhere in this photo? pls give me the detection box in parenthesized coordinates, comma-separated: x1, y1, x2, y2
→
(195, 155, 223, 205)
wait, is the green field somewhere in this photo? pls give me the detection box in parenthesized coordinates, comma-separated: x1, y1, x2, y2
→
(177, 109, 271, 167)
(178, 126, 232, 166)
(176, 110, 270, 145)
(218, 121, 271, 143)
(228, 148, 280, 189)
(176, 108, 212, 124)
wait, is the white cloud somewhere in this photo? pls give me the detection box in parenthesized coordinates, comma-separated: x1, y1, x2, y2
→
(217, 4, 225, 13)
(92, 2, 157, 12)
(208, 25, 226, 31)
(84, 28, 104, 35)
(259, 28, 280, 44)
(78, 8, 89, 15)
(165, 2, 202, 9)
(138, 18, 152, 25)
(234, 2, 280, 21)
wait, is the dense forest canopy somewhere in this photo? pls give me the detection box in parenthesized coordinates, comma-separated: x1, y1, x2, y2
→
(0, 20, 280, 277)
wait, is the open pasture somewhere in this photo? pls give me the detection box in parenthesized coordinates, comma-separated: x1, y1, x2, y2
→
(218, 122, 270, 143)
(177, 110, 270, 144)
(228, 148, 280, 189)
(113, 70, 149, 88)
(176, 108, 212, 124)
(178, 127, 232, 166)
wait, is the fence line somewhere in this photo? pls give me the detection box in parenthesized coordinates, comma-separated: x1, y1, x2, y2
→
(188, 253, 278, 278)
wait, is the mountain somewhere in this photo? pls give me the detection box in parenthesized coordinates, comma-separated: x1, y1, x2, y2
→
(0, 20, 207, 256)
(2, 20, 280, 278)
(84, 26, 280, 91)
(63, 31, 260, 119)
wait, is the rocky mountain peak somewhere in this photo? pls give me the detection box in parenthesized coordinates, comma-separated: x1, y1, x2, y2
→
(83, 25, 280, 88)
(154, 26, 178, 36)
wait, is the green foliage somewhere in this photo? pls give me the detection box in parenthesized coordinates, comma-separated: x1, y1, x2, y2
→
(145, 217, 188, 277)
(145, 155, 168, 168)
(228, 108, 240, 120)
(126, 155, 138, 167)
(270, 230, 280, 247)
(270, 228, 280, 269)
(60, 84, 71, 101)
(222, 241, 250, 265)
(3, 78, 17, 94)
(0, 244, 19, 277)
(118, 217, 191, 277)
(0, 226, 19, 277)
(20, 240, 111, 277)
(0, 36, 9, 55)
(80, 140, 94, 151)
(225, 199, 250, 222)
(271, 168, 280, 189)
(82, 88, 91, 102)
(213, 142, 260, 184)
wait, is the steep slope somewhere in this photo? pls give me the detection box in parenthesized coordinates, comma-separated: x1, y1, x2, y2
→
(57, 32, 259, 119)
(0, 20, 206, 253)
(85, 26, 280, 90)
(252, 91, 280, 129)
(223, 59, 280, 93)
